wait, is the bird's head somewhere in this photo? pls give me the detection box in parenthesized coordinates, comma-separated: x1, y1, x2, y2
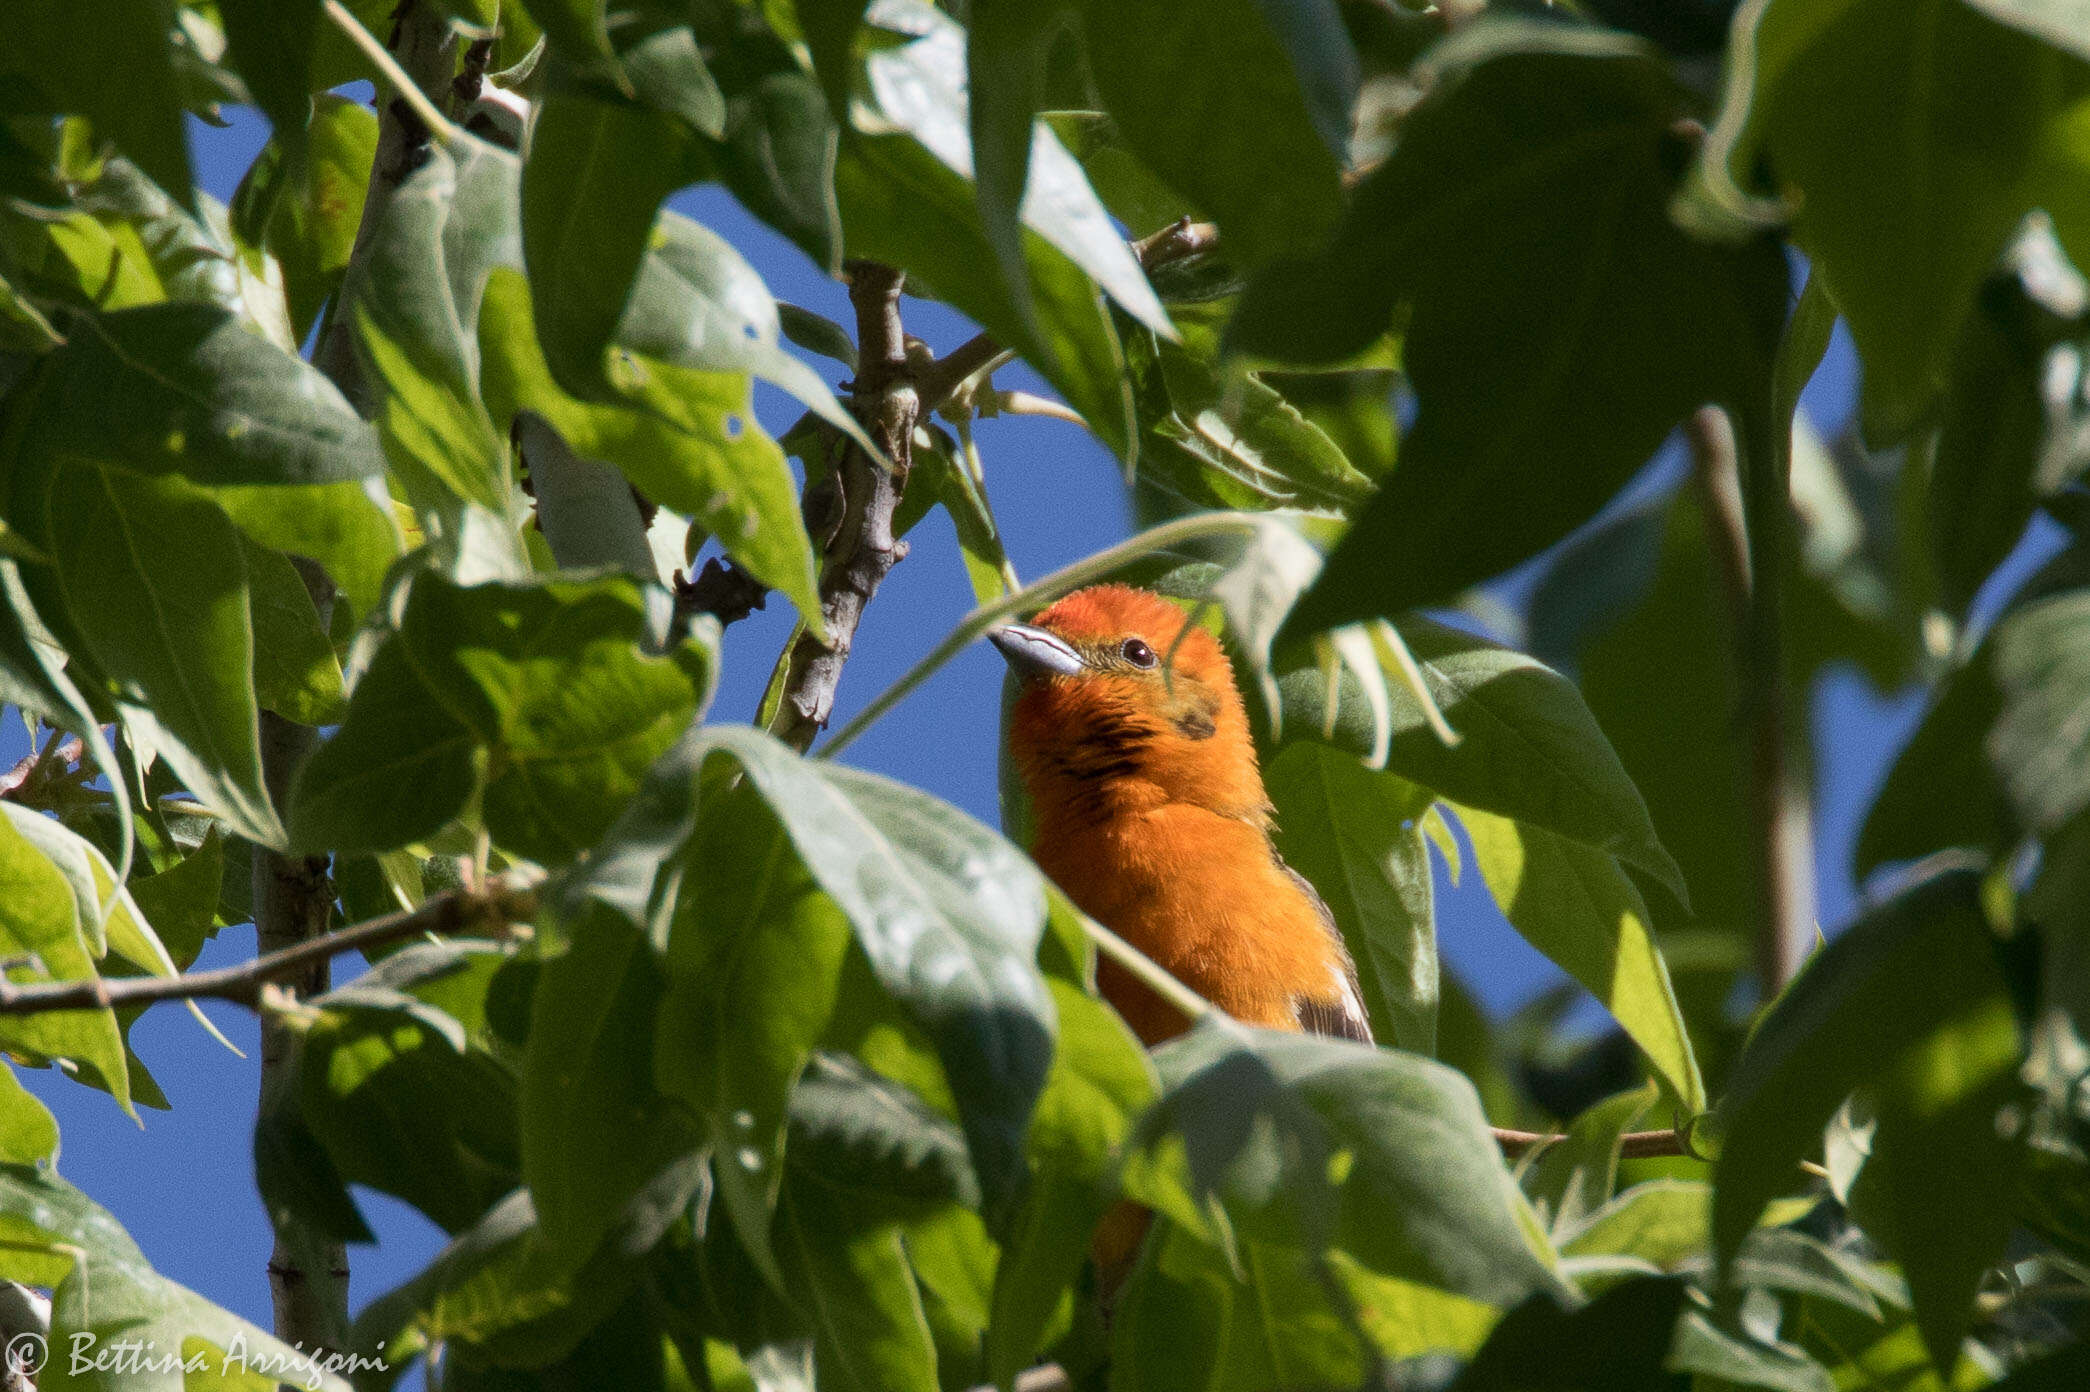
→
(990, 585, 1268, 826)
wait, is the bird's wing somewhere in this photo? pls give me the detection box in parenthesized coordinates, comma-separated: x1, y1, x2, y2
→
(1277, 856, 1375, 1045)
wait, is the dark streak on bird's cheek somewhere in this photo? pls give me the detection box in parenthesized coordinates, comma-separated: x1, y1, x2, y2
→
(1171, 708, 1217, 740)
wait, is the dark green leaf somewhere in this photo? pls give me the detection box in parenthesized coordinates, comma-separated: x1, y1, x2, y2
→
(44, 464, 281, 846)
(984, 979, 1152, 1385)
(774, 1180, 939, 1392)
(522, 0, 616, 71)
(523, 82, 697, 395)
(1859, 567, 2090, 872)
(697, 6, 843, 272)
(1265, 743, 1438, 1052)
(1077, 0, 1355, 266)
(11, 302, 384, 487)
(292, 572, 714, 862)
(1690, 0, 2090, 440)
(520, 907, 701, 1277)
(1847, 985, 2023, 1375)
(242, 536, 346, 725)
(1128, 1022, 1559, 1305)
(798, 0, 874, 115)
(1243, 28, 1788, 626)
(1712, 869, 2004, 1264)
(652, 785, 853, 1278)
(287, 985, 521, 1235)
(1449, 1275, 1688, 1392)
(218, 0, 318, 161)
(6, 1, 194, 208)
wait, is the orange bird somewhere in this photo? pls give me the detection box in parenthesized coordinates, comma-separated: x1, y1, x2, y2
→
(991, 584, 1370, 1046)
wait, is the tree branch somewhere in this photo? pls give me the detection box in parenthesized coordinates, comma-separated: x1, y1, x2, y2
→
(267, 0, 460, 1354)
(766, 262, 920, 751)
(1686, 405, 1813, 994)
(916, 218, 1219, 412)
(0, 881, 536, 1016)
(1491, 1126, 1693, 1160)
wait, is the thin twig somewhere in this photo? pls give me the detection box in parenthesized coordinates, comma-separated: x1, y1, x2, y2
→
(321, 0, 463, 146)
(766, 262, 920, 751)
(1686, 405, 1812, 993)
(916, 218, 1219, 412)
(0, 882, 537, 1016)
(1491, 1126, 1693, 1160)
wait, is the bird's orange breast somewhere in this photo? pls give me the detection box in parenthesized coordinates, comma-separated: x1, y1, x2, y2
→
(1034, 801, 1351, 1045)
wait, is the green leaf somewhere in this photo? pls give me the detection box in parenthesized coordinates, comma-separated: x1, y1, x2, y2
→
(218, 0, 319, 161)
(1112, 1225, 1373, 1392)
(292, 572, 715, 862)
(522, 0, 616, 71)
(1316, 615, 1690, 906)
(9, 301, 385, 487)
(1847, 988, 2023, 1376)
(1127, 323, 1376, 519)
(1128, 1022, 1560, 1304)
(697, 4, 844, 272)
(44, 464, 282, 847)
(6, 0, 194, 210)
(590, 725, 1057, 1217)
(1449, 1275, 1689, 1392)
(1689, 0, 2090, 440)
(799, 0, 873, 115)
(1264, 743, 1438, 1052)
(866, 0, 1169, 337)
(1711, 869, 2005, 1264)
(0, 1065, 57, 1165)
(513, 411, 660, 577)
(479, 263, 823, 620)
(520, 907, 702, 1278)
(343, 138, 521, 521)
(1520, 1082, 1658, 1240)
(282, 972, 522, 1236)
(775, 1180, 940, 1392)
(985, 981, 1153, 1384)
(1242, 26, 1789, 626)
(213, 479, 403, 626)
(1075, 0, 1355, 267)
(522, 82, 697, 395)
(241, 536, 346, 725)
(1560, 1179, 1710, 1271)
(1859, 568, 2090, 872)
(653, 784, 853, 1280)
(1460, 808, 1704, 1113)
(230, 93, 377, 344)
(126, 827, 225, 969)
(0, 1166, 349, 1392)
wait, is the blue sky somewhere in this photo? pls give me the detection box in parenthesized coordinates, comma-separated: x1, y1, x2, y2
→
(7, 104, 1950, 1347)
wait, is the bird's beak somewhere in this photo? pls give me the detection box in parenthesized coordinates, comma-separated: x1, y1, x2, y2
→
(988, 624, 1086, 679)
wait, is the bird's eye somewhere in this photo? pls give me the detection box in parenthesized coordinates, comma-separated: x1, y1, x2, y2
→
(1121, 638, 1158, 668)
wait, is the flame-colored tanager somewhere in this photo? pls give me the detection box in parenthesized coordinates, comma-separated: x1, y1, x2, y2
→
(991, 584, 1371, 1046)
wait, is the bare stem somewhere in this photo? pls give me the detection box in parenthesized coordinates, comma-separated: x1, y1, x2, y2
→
(0, 882, 536, 1016)
(766, 262, 920, 751)
(1686, 405, 1812, 994)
